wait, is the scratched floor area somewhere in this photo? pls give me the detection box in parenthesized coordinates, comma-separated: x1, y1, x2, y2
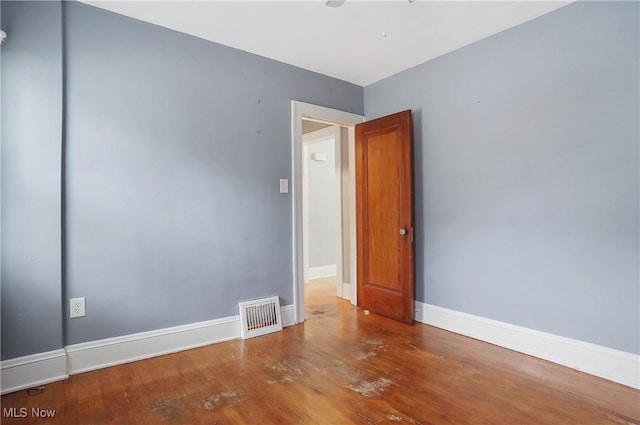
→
(1, 277, 638, 424)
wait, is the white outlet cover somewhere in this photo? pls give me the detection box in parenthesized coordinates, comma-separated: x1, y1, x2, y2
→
(70, 297, 86, 318)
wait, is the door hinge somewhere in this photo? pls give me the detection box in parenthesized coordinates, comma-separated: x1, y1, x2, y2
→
(411, 227, 414, 242)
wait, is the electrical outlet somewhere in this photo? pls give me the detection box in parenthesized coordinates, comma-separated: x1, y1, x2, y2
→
(70, 297, 86, 319)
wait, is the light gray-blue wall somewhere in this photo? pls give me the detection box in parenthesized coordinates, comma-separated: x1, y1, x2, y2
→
(2, 0, 637, 360)
(365, 1, 639, 354)
(62, 2, 362, 345)
(1, 0, 362, 357)
(307, 138, 337, 268)
(1, 1, 64, 359)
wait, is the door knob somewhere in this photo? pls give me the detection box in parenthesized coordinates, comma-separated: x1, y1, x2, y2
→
(399, 228, 407, 236)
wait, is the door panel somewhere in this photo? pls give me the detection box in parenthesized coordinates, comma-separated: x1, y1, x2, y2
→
(364, 131, 400, 288)
(356, 110, 413, 324)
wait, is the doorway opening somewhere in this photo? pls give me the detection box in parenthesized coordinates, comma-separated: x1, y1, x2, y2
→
(302, 122, 347, 299)
(291, 101, 364, 324)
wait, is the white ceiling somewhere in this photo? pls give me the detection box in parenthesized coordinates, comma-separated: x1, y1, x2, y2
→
(81, 1, 572, 86)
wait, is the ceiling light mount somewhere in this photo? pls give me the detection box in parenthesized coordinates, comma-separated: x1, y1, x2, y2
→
(325, 0, 345, 7)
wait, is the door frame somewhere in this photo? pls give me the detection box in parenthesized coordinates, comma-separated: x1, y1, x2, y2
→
(291, 101, 364, 324)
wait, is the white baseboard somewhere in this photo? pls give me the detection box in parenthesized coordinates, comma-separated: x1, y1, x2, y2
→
(1, 349, 68, 395)
(415, 301, 640, 389)
(4, 304, 635, 391)
(67, 304, 295, 375)
(66, 316, 241, 375)
(2, 305, 297, 393)
(308, 264, 337, 280)
(280, 305, 296, 327)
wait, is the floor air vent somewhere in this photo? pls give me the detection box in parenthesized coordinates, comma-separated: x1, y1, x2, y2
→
(239, 296, 282, 339)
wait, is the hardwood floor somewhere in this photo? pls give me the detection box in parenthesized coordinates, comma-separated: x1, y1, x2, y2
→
(2, 277, 639, 424)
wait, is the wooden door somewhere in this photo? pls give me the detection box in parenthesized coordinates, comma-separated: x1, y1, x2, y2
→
(356, 110, 414, 324)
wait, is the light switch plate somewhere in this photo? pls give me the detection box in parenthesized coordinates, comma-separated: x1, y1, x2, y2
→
(311, 152, 326, 162)
(279, 179, 289, 194)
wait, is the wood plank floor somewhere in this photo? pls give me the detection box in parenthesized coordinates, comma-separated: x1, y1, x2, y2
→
(2, 277, 639, 424)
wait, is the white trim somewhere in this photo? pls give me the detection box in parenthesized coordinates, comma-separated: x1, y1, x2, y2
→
(302, 143, 310, 283)
(280, 305, 296, 327)
(333, 129, 344, 300)
(2, 306, 296, 393)
(66, 316, 240, 375)
(415, 301, 640, 389)
(347, 125, 357, 306)
(1, 349, 68, 395)
(308, 264, 337, 280)
(342, 283, 352, 301)
(66, 305, 295, 376)
(291, 100, 364, 324)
